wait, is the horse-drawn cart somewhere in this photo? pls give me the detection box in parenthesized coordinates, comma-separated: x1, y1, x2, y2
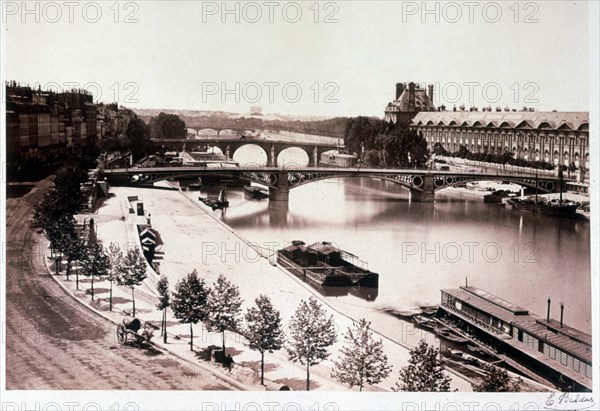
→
(116, 316, 154, 347)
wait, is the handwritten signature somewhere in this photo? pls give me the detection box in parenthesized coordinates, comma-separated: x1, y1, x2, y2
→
(545, 392, 595, 410)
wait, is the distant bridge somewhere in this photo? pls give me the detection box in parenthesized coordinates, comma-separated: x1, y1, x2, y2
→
(101, 166, 567, 203)
(153, 133, 342, 167)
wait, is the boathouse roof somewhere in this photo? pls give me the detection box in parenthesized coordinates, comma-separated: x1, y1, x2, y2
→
(308, 242, 340, 255)
(511, 318, 592, 363)
(442, 287, 517, 325)
(442, 286, 592, 363)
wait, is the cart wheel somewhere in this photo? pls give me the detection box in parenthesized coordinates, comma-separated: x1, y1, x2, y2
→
(116, 325, 127, 344)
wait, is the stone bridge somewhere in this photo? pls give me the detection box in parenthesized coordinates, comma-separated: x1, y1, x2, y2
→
(152, 137, 341, 167)
(101, 166, 567, 203)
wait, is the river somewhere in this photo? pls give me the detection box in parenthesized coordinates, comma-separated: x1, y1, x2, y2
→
(195, 176, 592, 336)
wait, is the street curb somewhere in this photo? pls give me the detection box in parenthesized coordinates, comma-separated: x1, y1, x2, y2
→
(44, 243, 250, 391)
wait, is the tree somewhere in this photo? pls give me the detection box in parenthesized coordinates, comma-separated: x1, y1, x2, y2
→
(119, 248, 148, 316)
(244, 295, 284, 385)
(432, 142, 448, 156)
(62, 232, 85, 284)
(125, 117, 151, 161)
(170, 270, 209, 351)
(332, 318, 392, 391)
(472, 364, 522, 392)
(156, 276, 170, 344)
(149, 112, 187, 140)
(205, 275, 243, 358)
(393, 340, 451, 392)
(363, 150, 381, 167)
(80, 238, 110, 301)
(287, 297, 337, 391)
(106, 242, 124, 311)
(568, 162, 577, 178)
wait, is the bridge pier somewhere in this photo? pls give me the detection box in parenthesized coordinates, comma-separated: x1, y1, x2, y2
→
(313, 146, 319, 167)
(269, 171, 289, 202)
(225, 145, 231, 160)
(410, 175, 435, 202)
(267, 145, 277, 167)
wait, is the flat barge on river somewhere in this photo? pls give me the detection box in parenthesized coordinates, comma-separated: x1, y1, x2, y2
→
(277, 241, 379, 287)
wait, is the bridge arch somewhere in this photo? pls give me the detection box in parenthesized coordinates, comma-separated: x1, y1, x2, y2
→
(232, 144, 268, 166)
(277, 147, 310, 167)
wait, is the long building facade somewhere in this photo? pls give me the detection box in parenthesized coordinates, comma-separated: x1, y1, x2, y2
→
(5, 81, 133, 178)
(410, 111, 589, 171)
(383, 82, 590, 177)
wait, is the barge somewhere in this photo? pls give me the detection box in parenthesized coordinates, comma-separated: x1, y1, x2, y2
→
(277, 241, 379, 287)
(507, 197, 580, 218)
(243, 185, 269, 199)
(439, 285, 592, 392)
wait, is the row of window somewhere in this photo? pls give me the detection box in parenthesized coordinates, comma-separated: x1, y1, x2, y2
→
(418, 129, 588, 144)
(516, 329, 593, 379)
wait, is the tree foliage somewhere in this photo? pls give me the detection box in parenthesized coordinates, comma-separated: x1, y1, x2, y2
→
(472, 364, 522, 392)
(205, 274, 243, 356)
(80, 238, 110, 301)
(170, 270, 209, 350)
(394, 340, 451, 392)
(106, 242, 124, 311)
(332, 318, 391, 391)
(287, 297, 337, 391)
(125, 117, 152, 161)
(149, 112, 187, 140)
(244, 295, 284, 385)
(156, 275, 171, 343)
(118, 248, 148, 316)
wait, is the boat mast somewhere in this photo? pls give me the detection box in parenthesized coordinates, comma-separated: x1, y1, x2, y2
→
(558, 166, 564, 203)
(535, 170, 538, 202)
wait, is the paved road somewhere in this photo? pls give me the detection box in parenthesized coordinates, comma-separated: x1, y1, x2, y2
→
(5, 178, 234, 390)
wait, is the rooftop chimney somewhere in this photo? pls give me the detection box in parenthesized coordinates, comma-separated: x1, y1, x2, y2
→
(560, 304, 564, 328)
(395, 83, 405, 101)
(408, 82, 416, 112)
(547, 298, 551, 322)
(428, 84, 434, 103)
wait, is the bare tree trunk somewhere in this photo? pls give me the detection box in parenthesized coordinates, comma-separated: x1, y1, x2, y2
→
(163, 309, 168, 344)
(160, 309, 164, 336)
(261, 352, 265, 385)
(222, 330, 226, 358)
(109, 281, 113, 311)
(131, 287, 135, 316)
(306, 362, 310, 391)
(190, 323, 193, 351)
(91, 276, 94, 300)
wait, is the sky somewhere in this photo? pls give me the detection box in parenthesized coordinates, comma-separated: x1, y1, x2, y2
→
(2, 1, 592, 117)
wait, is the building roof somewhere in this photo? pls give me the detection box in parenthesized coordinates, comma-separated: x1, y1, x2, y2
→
(511, 317, 592, 363)
(411, 111, 589, 131)
(387, 87, 436, 112)
(442, 287, 517, 325)
(442, 286, 592, 363)
(308, 241, 340, 255)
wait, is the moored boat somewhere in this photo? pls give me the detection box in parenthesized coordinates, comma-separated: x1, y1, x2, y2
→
(413, 315, 436, 330)
(507, 197, 580, 217)
(434, 326, 470, 345)
(244, 185, 269, 199)
(277, 241, 379, 287)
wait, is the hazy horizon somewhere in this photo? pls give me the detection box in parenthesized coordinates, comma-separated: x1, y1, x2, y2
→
(3, 1, 592, 118)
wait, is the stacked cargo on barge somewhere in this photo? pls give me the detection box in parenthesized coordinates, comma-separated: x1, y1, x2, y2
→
(277, 241, 379, 287)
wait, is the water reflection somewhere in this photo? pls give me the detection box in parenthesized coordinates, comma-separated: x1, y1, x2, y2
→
(208, 177, 591, 333)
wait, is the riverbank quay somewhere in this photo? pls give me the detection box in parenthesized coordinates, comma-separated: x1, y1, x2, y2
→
(75, 182, 476, 391)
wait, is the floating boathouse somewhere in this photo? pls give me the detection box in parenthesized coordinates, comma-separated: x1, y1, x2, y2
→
(439, 286, 592, 391)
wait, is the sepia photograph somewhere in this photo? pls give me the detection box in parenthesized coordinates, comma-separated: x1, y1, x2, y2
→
(1, 1, 598, 410)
